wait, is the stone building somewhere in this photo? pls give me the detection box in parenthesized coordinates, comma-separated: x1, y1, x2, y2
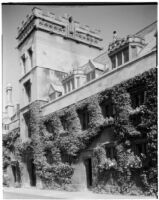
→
(3, 7, 157, 195)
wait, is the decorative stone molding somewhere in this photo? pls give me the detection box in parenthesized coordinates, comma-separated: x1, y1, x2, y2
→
(17, 7, 103, 49)
(108, 35, 145, 54)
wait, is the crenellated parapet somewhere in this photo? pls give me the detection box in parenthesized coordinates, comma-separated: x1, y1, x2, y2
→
(17, 7, 103, 49)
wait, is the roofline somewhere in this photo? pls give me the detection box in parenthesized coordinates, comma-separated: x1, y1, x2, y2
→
(135, 21, 157, 35)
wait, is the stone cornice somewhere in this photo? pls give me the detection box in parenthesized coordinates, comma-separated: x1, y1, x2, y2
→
(17, 7, 103, 50)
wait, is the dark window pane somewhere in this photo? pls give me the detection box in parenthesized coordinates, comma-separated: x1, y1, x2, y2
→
(130, 89, 145, 108)
(117, 51, 122, 66)
(68, 81, 71, 92)
(60, 116, 68, 131)
(134, 143, 147, 156)
(92, 71, 95, 79)
(87, 73, 91, 82)
(123, 47, 129, 63)
(101, 103, 114, 118)
(78, 109, 89, 130)
(131, 46, 137, 59)
(111, 56, 116, 69)
(24, 80, 31, 102)
(105, 146, 116, 159)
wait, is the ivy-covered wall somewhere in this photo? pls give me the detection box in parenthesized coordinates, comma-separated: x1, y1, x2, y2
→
(3, 68, 157, 196)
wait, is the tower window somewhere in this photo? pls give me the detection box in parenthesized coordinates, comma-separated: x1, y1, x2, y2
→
(28, 48, 33, 68)
(21, 55, 26, 74)
(24, 80, 31, 102)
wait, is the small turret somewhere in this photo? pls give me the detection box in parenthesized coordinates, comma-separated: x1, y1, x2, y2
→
(5, 83, 14, 118)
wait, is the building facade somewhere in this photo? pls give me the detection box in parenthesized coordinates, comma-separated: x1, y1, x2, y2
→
(3, 7, 157, 195)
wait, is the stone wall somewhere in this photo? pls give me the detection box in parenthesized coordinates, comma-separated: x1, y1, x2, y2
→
(42, 50, 156, 116)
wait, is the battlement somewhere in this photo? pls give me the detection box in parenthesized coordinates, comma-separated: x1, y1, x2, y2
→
(17, 7, 103, 49)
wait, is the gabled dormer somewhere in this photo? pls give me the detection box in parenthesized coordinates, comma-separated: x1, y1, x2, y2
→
(48, 83, 63, 101)
(83, 59, 106, 82)
(108, 31, 146, 69)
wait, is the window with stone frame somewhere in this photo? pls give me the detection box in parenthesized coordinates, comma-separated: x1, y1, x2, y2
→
(45, 150, 54, 164)
(130, 113, 142, 127)
(123, 47, 129, 63)
(105, 144, 116, 159)
(60, 115, 68, 131)
(111, 55, 116, 69)
(23, 111, 31, 138)
(77, 107, 89, 130)
(68, 80, 71, 92)
(71, 79, 75, 90)
(129, 87, 146, 108)
(64, 84, 67, 94)
(131, 45, 137, 59)
(117, 51, 122, 66)
(100, 100, 115, 118)
(24, 80, 31, 102)
(21, 54, 26, 74)
(28, 48, 33, 68)
(61, 153, 71, 164)
(87, 70, 95, 82)
(132, 141, 147, 156)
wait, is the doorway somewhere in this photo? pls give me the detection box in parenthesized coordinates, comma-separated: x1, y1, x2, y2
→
(84, 158, 92, 188)
(27, 158, 36, 186)
(11, 161, 21, 183)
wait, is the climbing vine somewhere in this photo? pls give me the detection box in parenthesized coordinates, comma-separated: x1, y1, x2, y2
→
(3, 68, 157, 195)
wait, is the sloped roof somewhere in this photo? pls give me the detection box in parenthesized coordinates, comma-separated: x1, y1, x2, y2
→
(89, 60, 105, 71)
(93, 50, 111, 66)
(48, 82, 64, 94)
(135, 21, 157, 38)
